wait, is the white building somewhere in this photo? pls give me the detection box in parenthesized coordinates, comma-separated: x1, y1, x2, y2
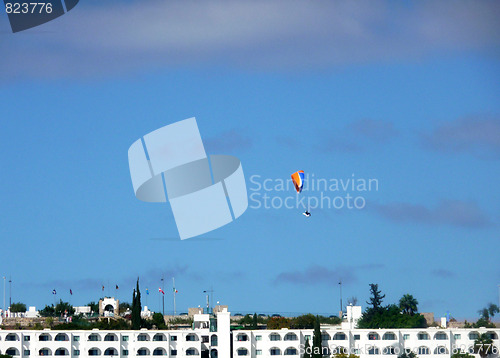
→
(0, 307, 231, 358)
(232, 327, 499, 358)
(0, 307, 498, 358)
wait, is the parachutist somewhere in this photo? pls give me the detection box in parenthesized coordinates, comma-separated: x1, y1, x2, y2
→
(303, 211, 311, 217)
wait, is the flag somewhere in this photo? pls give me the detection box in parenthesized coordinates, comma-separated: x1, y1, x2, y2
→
(173, 288, 178, 293)
(159, 287, 165, 295)
(115, 285, 119, 290)
(146, 288, 149, 295)
(52, 289, 56, 295)
(102, 285, 104, 291)
(70, 289, 73, 295)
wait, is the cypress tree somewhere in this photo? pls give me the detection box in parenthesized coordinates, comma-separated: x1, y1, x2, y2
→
(303, 337, 312, 358)
(312, 315, 322, 358)
(252, 313, 258, 329)
(132, 278, 142, 329)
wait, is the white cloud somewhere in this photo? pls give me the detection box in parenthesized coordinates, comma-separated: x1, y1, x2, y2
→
(1, 0, 499, 79)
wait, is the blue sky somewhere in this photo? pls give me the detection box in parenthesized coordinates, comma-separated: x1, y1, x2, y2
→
(0, 0, 499, 320)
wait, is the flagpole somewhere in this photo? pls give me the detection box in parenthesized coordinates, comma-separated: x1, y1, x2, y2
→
(161, 276, 165, 316)
(172, 278, 176, 316)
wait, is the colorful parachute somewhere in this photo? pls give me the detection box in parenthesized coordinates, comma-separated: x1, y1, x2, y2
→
(291, 170, 305, 193)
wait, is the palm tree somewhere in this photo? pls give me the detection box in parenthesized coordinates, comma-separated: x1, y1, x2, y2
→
(399, 294, 418, 315)
(474, 333, 494, 358)
(487, 303, 499, 320)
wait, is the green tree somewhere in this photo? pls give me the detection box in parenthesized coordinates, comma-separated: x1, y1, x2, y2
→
(487, 303, 499, 320)
(399, 294, 418, 315)
(55, 300, 75, 316)
(132, 278, 142, 329)
(119, 302, 132, 314)
(478, 308, 490, 321)
(10, 302, 26, 313)
(0, 354, 13, 358)
(87, 301, 99, 314)
(266, 316, 291, 330)
(367, 283, 385, 311)
(312, 315, 322, 358)
(252, 313, 258, 329)
(398, 351, 417, 358)
(152, 312, 166, 329)
(302, 337, 312, 358)
(474, 333, 494, 358)
(39, 304, 56, 317)
(451, 353, 475, 358)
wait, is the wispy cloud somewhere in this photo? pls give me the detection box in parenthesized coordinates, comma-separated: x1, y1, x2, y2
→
(321, 119, 398, 153)
(422, 116, 500, 159)
(274, 263, 384, 285)
(1, 0, 499, 79)
(373, 199, 492, 228)
(204, 129, 253, 153)
(431, 269, 456, 278)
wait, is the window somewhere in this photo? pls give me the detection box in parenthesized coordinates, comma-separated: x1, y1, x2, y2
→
(186, 334, 197, 342)
(284, 348, 298, 355)
(89, 348, 100, 356)
(368, 347, 379, 355)
(270, 333, 281, 341)
(56, 334, 69, 342)
(384, 347, 397, 355)
(104, 334, 117, 341)
(469, 332, 479, 340)
(73, 336, 80, 342)
(171, 336, 178, 341)
(369, 333, 380, 340)
(137, 348, 149, 356)
(383, 333, 396, 340)
(237, 334, 249, 342)
(285, 333, 298, 341)
(6, 334, 19, 341)
(122, 336, 129, 341)
(321, 333, 330, 341)
(305, 335, 312, 341)
(186, 348, 198, 356)
(418, 347, 430, 355)
(171, 350, 177, 356)
(434, 346, 448, 355)
(39, 349, 50, 356)
(211, 335, 218, 346)
(153, 334, 165, 342)
(88, 334, 100, 342)
(255, 335, 262, 341)
(354, 335, 360, 340)
(403, 334, 410, 340)
(122, 350, 128, 356)
(39, 334, 51, 341)
(24, 336, 31, 341)
(237, 348, 248, 356)
(435, 333, 447, 340)
(104, 348, 118, 356)
(454, 334, 461, 340)
(256, 350, 262, 356)
(153, 348, 166, 356)
(353, 349, 361, 355)
(24, 350, 30, 356)
(418, 333, 430, 340)
(138, 334, 149, 342)
(270, 348, 281, 356)
(74, 350, 80, 356)
(333, 333, 346, 340)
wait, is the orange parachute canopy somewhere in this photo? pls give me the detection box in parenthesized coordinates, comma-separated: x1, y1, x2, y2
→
(291, 170, 305, 193)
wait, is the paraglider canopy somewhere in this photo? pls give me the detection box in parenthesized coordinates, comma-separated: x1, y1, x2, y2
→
(291, 170, 305, 193)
